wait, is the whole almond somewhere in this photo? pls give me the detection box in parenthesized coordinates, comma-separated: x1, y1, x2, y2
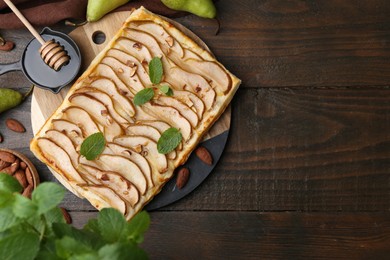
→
(22, 185, 33, 198)
(14, 170, 28, 188)
(25, 167, 34, 185)
(20, 161, 27, 170)
(0, 151, 16, 163)
(60, 207, 72, 224)
(0, 160, 10, 171)
(2, 158, 19, 175)
(176, 167, 190, 189)
(195, 146, 213, 165)
(6, 118, 26, 133)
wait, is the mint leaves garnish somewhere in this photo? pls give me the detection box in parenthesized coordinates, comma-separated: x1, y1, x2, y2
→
(159, 85, 173, 96)
(134, 88, 154, 106)
(80, 132, 106, 160)
(157, 127, 182, 154)
(148, 57, 163, 84)
(0, 173, 150, 259)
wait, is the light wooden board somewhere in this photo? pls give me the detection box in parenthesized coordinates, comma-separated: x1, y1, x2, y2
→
(31, 11, 231, 140)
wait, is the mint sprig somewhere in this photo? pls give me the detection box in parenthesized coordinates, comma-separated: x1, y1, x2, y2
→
(149, 57, 163, 84)
(159, 85, 173, 96)
(0, 173, 150, 259)
(80, 132, 106, 160)
(157, 127, 182, 154)
(134, 88, 154, 106)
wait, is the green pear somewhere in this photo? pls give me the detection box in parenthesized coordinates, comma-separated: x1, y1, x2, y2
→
(87, 0, 131, 22)
(161, 0, 217, 19)
(0, 88, 22, 114)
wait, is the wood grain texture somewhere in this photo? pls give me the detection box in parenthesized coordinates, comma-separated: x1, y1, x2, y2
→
(69, 211, 390, 259)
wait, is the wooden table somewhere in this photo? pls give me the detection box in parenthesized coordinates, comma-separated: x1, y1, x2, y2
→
(1, 0, 390, 258)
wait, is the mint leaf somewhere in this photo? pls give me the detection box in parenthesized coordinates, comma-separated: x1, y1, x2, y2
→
(32, 182, 65, 214)
(159, 85, 173, 96)
(98, 243, 122, 260)
(13, 194, 37, 218)
(0, 173, 22, 193)
(55, 236, 93, 258)
(133, 88, 154, 106)
(124, 211, 150, 244)
(0, 190, 14, 206)
(53, 223, 104, 250)
(0, 232, 40, 260)
(45, 207, 66, 225)
(0, 205, 19, 232)
(157, 127, 182, 154)
(80, 132, 106, 160)
(98, 208, 126, 243)
(69, 253, 98, 260)
(149, 57, 163, 84)
(98, 242, 148, 260)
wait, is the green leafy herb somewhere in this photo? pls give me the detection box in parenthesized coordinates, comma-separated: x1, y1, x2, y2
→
(0, 173, 150, 259)
(149, 57, 163, 84)
(80, 132, 106, 160)
(0, 173, 22, 193)
(133, 88, 154, 106)
(159, 85, 173, 96)
(157, 127, 182, 154)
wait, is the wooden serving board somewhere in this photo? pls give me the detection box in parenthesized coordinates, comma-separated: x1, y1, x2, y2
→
(31, 11, 231, 139)
(31, 11, 231, 209)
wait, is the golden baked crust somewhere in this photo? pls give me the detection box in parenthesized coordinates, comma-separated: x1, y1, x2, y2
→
(30, 7, 241, 220)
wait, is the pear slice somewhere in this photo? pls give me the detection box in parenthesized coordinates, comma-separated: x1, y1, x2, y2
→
(105, 142, 153, 187)
(89, 77, 135, 120)
(97, 154, 147, 195)
(172, 90, 205, 119)
(93, 64, 135, 97)
(62, 106, 101, 137)
(101, 56, 144, 93)
(123, 28, 164, 58)
(142, 102, 192, 140)
(167, 66, 216, 110)
(45, 129, 79, 167)
(51, 119, 84, 146)
(154, 96, 199, 127)
(114, 135, 168, 173)
(128, 21, 184, 58)
(78, 164, 139, 207)
(68, 93, 123, 141)
(106, 48, 151, 86)
(115, 37, 153, 63)
(37, 137, 86, 184)
(75, 87, 129, 126)
(78, 185, 127, 215)
(183, 49, 203, 60)
(126, 124, 161, 142)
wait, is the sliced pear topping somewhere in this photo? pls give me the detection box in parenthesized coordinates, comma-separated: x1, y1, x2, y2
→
(37, 137, 86, 184)
(68, 93, 123, 141)
(128, 22, 184, 58)
(167, 66, 215, 110)
(62, 106, 101, 137)
(101, 56, 145, 93)
(78, 185, 127, 215)
(115, 37, 153, 63)
(105, 142, 153, 187)
(107, 48, 151, 86)
(51, 119, 84, 146)
(123, 28, 164, 59)
(172, 90, 205, 119)
(89, 77, 135, 120)
(75, 87, 130, 125)
(45, 129, 79, 167)
(126, 124, 161, 142)
(79, 164, 139, 207)
(93, 64, 135, 97)
(142, 103, 192, 141)
(97, 154, 147, 195)
(114, 135, 168, 173)
(155, 96, 199, 127)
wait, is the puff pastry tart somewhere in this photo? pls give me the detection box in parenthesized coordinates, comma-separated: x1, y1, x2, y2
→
(30, 7, 241, 220)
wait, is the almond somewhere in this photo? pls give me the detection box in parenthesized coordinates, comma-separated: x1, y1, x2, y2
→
(22, 185, 33, 198)
(0, 41, 15, 52)
(25, 167, 34, 185)
(6, 118, 26, 133)
(195, 146, 213, 165)
(176, 167, 190, 189)
(14, 170, 28, 188)
(0, 160, 10, 171)
(0, 151, 16, 163)
(2, 158, 19, 175)
(20, 161, 27, 170)
(60, 207, 72, 224)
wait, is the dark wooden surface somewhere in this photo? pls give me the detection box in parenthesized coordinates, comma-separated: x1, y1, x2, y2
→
(1, 0, 390, 258)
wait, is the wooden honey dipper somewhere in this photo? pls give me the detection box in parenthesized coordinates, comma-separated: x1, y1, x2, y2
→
(4, 0, 70, 71)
